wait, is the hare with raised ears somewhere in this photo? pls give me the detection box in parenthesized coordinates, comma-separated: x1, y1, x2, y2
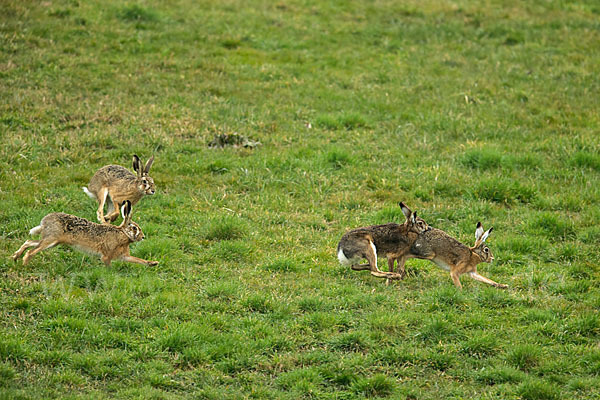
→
(409, 222, 507, 289)
(11, 201, 158, 267)
(83, 155, 155, 224)
(337, 202, 430, 280)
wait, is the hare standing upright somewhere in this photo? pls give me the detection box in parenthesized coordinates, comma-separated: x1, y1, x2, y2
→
(83, 155, 155, 224)
(337, 202, 430, 280)
(11, 201, 158, 267)
(409, 222, 507, 289)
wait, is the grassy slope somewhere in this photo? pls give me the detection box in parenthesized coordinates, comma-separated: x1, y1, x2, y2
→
(1, 0, 600, 398)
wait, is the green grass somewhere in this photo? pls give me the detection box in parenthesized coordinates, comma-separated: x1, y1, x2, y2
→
(2, 0, 600, 398)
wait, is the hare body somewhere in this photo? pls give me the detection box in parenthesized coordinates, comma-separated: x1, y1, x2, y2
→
(409, 223, 507, 289)
(83, 155, 155, 224)
(337, 202, 429, 280)
(11, 201, 158, 267)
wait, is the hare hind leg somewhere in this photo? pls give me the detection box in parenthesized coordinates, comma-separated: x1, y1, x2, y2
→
(22, 239, 59, 265)
(365, 241, 402, 280)
(96, 187, 109, 223)
(103, 194, 121, 223)
(12, 240, 40, 261)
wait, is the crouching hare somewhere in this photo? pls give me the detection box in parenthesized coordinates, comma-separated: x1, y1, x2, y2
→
(11, 201, 158, 267)
(83, 155, 155, 224)
(337, 202, 430, 280)
(409, 222, 507, 289)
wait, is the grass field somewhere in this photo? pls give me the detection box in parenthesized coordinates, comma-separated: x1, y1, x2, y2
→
(1, 0, 600, 398)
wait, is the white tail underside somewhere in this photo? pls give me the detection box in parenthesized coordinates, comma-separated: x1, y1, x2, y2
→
(82, 187, 97, 200)
(337, 248, 350, 265)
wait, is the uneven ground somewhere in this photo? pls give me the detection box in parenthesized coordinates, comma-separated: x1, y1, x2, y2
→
(1, 0, 600, 399)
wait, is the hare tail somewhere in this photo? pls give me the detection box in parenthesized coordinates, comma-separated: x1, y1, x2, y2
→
(82, 187, 97, 200)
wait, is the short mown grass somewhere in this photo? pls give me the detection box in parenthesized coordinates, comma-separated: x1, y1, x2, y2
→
(1, 0, 600, 399)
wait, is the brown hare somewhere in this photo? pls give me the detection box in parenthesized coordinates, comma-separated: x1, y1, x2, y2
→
(11, 201, 158, 267)
(337, 202, 430, 280)
(409, 222, 507, 289)
(83, 155, 155, 224)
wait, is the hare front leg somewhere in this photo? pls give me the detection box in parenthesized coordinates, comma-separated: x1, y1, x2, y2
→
(469, 272, 508, 289)
(450, 270, 463, 289)
(395, 255, 408, 279)
(121, 255, 159, 266)
(387, 257, 395, 273)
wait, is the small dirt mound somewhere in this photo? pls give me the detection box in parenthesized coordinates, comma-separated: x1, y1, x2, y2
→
(208, 132, 260, 149)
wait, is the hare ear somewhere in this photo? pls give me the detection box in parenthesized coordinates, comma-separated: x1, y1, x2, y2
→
(481, 227, 493, 243)
(144, 156, 154, 175)
(475, 222, 484, 241)
(410, 211, 417, 224)
(133, 155, 142, 177)
(120, 200, 132, 224)
(399, 202, 412, 221)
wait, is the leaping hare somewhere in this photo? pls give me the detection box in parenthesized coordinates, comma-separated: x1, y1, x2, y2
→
(337, 202, 430, 280)
(83, 155, 155, 224)
(11, 201, 158, 267)
(409, 222, 507, 289)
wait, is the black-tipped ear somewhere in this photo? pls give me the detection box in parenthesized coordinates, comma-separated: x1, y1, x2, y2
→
(144, 156, 154, 174)
(481, 226, 493, 243)
(475, 222, 484, 241)
(488, 227, 493, 234)
(133, 155, 141, 175)
(400, 202, 412, 220)
(120, 200, 132, 218)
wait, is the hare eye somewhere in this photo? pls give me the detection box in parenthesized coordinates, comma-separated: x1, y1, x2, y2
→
(484, 248, 489, 253)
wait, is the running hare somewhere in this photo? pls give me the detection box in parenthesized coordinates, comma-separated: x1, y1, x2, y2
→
(337, 202, 430, 280)
(409, 222, 507, 289)
(83, 155, 155, 224)
(11, 201, 158, 267)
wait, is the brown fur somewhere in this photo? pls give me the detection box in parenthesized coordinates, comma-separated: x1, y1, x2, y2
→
(337, 202, 429, 280)
(11, 201, 158, 267)
(408, 222, 507, 289)
(84, 155, 155, 224)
